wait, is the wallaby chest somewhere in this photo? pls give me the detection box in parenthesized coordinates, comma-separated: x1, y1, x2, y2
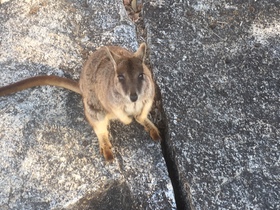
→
(123, 100, 144, 116)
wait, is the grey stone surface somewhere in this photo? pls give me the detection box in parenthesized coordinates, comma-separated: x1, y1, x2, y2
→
(144, 0, 280, 209)
(0, 0, 175, 209)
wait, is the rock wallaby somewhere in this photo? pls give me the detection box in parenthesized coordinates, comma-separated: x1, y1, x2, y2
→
(0, 43, 161, 161)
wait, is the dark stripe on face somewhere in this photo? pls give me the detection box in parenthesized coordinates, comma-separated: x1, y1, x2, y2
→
(117, 58, 144, 98)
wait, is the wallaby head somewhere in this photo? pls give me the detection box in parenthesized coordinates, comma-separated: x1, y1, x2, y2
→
(105, 43, 147, 103)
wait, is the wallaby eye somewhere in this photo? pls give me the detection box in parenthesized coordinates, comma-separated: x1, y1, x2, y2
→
(138, 73, 144, 80)
(118, 74, 125, 82)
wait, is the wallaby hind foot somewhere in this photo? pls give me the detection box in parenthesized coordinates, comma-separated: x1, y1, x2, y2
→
(98, 134, 114, 161)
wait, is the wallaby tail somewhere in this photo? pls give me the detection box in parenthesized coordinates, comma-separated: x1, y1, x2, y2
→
(0, 75, 81, 96)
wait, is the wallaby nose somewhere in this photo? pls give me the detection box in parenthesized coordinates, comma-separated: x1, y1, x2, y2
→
(130, 94, 138, 102)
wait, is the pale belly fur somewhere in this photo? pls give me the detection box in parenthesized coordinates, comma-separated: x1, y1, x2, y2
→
(124, 100, 144, 116)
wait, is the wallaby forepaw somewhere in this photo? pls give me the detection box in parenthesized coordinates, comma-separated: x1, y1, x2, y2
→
(122, 116, 133, 125)
(150, 128, 161, 142)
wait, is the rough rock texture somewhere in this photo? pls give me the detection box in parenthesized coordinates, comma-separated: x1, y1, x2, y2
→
(144, 0, 280, 209)
(0, 0, 175, 209)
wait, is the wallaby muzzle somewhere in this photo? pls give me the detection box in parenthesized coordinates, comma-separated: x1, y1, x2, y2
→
(130, 93, 138, 102)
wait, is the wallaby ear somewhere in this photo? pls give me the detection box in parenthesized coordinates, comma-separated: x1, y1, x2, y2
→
(134, 43, 146, 62)
(105, 47, 122, 71)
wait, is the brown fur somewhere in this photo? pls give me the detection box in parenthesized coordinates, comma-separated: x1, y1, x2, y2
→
(0, 75, 81, 96)
(0, 43, 161, 161)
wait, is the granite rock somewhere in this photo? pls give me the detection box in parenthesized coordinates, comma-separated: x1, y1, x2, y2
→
(144, 0, 280, 209)
(0, 0, 175, 209)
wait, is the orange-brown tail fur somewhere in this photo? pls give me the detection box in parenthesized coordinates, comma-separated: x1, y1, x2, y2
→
(0, 75, 81, 96)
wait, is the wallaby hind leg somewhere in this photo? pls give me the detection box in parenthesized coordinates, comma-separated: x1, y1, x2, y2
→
(91, 119, 113, 161)
(95, 128, 113, 161)
(84, 109, 114, 161)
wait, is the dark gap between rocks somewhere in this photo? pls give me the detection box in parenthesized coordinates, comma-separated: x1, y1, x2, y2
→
(154, 84, 191, 210)
(125, 2, 189, 208)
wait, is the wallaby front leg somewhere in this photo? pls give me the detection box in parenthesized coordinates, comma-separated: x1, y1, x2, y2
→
(112, 108, 133, 125)
(135, 100, 161, 141)
(138, 118, 161, 141)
